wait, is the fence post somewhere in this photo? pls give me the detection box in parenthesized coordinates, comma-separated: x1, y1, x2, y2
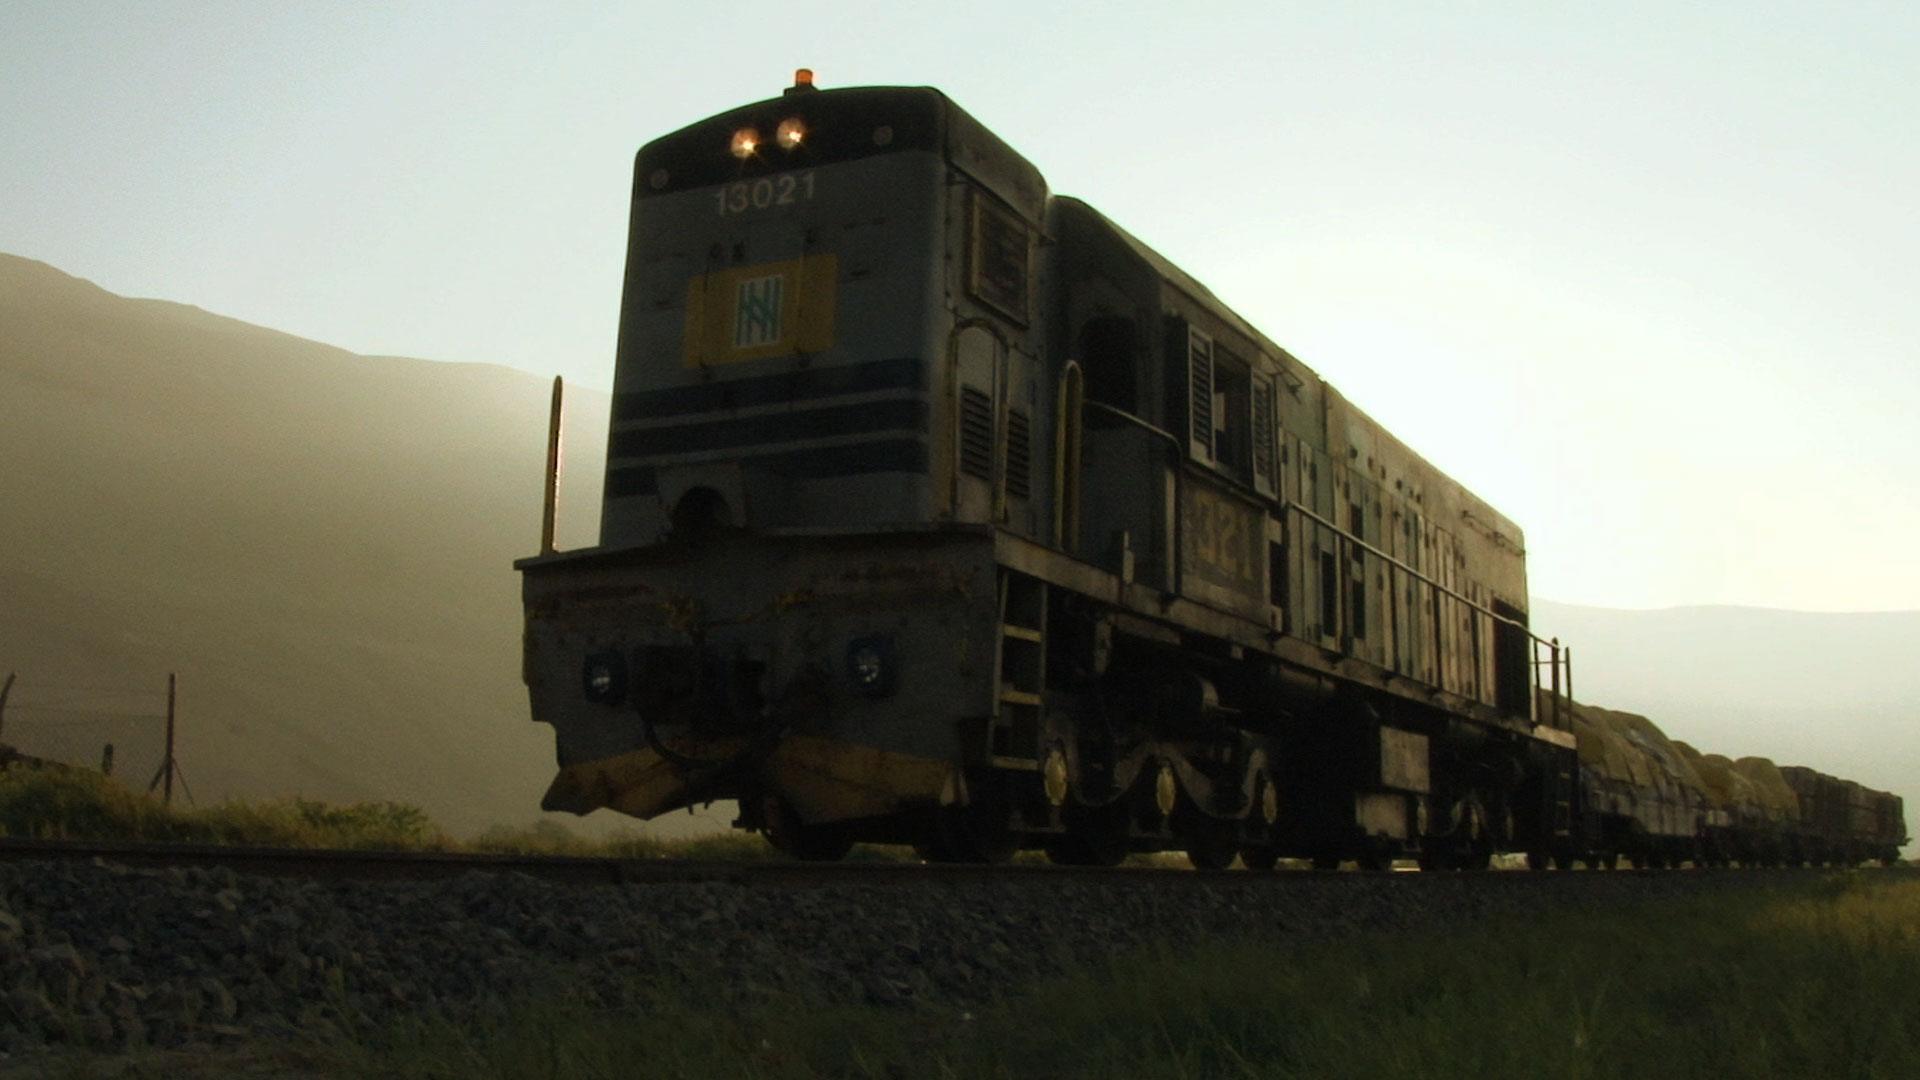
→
(163, 673, 176, 805)
(0, 673, 13, 744)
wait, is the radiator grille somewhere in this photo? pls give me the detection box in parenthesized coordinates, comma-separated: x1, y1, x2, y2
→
(1188, 330, 1213, 458)
(1251, 378, 1275, 490)
(1005, 408, 1031, 500)
(959, 386, 994, 481)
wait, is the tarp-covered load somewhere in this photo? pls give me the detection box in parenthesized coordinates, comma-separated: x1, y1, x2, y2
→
(1674, 742, 1766, 825)
(1549, 693, 1707, 839)
(1731, 756, 1801, 824)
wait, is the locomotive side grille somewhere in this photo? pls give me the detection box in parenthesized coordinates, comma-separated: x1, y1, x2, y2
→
(1005, 407, 1031, 500)
(960, 386, 994, 481)
(1251, 377, 1275, 491)
(1188, 329, 1213, 459)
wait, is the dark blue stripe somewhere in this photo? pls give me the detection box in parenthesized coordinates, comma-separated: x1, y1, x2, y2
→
(612, 357, 924, 421)
(604, 438, 928, 500)
(610, 399, 928, 459)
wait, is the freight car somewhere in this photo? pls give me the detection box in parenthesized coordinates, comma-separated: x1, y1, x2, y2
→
(515, 74, 1905, 870)
(1549, 707, 1906, 868)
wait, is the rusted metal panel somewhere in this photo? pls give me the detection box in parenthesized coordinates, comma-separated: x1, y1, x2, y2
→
(1378, 727, 1431, 794)
(1355, 792, 1413, 840)
(523, 529, 1001, 824)
(1177, 477, 1266, 621)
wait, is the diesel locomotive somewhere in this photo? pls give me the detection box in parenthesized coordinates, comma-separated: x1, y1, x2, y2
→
(516, 74, 1906, 869)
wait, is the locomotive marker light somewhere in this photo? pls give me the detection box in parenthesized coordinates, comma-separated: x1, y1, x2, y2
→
(845, 635, 897, 698)
(729, 127, 760, 159)
(776, 117, 807, 150)
(581, 649, 627, 706)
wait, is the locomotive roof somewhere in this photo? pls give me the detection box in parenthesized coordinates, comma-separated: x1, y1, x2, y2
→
(1052, 195, 1299, 371)
(634, 84, 1046, 216)
(1054, 195, 1528, 545)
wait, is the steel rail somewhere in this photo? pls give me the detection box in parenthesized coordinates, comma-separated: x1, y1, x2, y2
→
(0, 837, 1898, 887)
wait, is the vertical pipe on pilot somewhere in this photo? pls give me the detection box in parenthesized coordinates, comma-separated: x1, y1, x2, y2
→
(541, 376, 563, 555)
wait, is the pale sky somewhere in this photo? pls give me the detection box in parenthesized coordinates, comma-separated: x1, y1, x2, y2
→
(4, 2, 1917, 612)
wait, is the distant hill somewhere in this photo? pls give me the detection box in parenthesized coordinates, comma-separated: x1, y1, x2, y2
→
(4, 252, 1909, 850)
(1530, 599, 1917, 850)
(0, 252, 678, 834)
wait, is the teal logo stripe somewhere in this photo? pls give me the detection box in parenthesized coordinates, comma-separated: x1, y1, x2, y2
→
(734, 274, 784, 348)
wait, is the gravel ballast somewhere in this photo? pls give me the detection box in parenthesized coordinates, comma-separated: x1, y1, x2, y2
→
(0, 859, 1852, 1056)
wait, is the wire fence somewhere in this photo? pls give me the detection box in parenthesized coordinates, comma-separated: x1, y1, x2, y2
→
(0, 673, 183, 800)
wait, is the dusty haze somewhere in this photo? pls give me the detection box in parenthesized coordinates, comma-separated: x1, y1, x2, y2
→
(0, 252, 1908, 849)
(0, 252, 732, 836)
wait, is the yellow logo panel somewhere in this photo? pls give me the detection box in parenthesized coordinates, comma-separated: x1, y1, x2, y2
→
(682, 255, 838, 367)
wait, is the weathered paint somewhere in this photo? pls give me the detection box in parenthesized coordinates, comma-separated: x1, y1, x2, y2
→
(766, 735, 959, 824)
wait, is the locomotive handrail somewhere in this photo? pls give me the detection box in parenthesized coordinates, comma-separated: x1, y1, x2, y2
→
(1084, 400, 1185, 450)
(1080, 398, 1571, 727)
(1285, 498, 1573, 727)
(1283, 500, 1521, 633)
(1088, 399, 1541, 640)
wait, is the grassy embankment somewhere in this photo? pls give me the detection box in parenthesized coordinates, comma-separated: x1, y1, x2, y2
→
(0, 767, 1176, 865)
(0, 766, 774, 859)
(330, 872, 1920, 1080)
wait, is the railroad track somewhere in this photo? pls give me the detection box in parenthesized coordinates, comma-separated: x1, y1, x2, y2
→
(0, 837, 1902, 887)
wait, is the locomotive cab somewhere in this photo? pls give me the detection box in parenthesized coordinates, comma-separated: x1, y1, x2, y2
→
(600, 82, 1049, 546)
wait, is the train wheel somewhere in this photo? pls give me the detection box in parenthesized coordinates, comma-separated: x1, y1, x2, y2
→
(1185, 834, 1239, 872)
(1311, 854, 1341, 871)
(1047, 801, 1132, 867)
(1356, 851, 1392, 873)
(1044, 830, 1127, 867)
(1525, 851, 1550, 872)
(1239, 845, 1281, 872)
(1417, 849, 1455, 873)
(1461, 850, 1493, 872)
(1552, 853, 1574, 871)
(922, 805, 1018, 865)
(763, 799, 854, 863)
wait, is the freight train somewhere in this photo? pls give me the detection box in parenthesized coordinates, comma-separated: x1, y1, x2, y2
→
(515, 74, 1908, 870)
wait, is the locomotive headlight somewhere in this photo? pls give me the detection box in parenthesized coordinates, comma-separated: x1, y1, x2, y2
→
(582, 649, 628, 705)
(845, 635, 897, 698)
(775, 117, 807, 150)
(729, 127, 761, 159)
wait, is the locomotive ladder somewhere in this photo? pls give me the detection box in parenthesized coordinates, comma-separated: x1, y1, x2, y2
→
(1549, 751, 1576, 838)
(990, 571, 1046, 770)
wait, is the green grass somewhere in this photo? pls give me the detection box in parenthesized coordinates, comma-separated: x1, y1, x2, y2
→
(301, 872, 1920, 1080)
(0, 768, 1197, 865)
(0, 767, 891, 861)
(0, 767, 448, 850)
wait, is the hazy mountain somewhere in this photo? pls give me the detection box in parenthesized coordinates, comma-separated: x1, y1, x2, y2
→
(0, 252, 679, 835)
(1530, 598, 1917, 848)
(4, 252, 1909, 849)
